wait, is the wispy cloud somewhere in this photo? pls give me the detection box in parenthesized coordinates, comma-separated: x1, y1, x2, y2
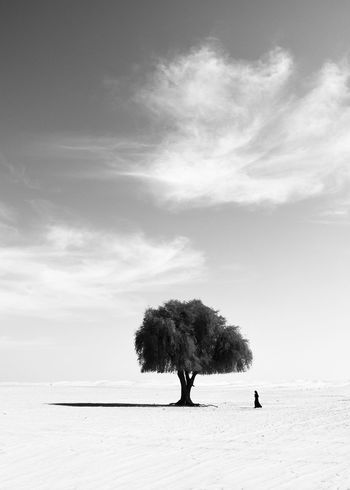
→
(121, 45, 350, 207)
(0, 202, 15, 223)
(0, 202, 18, 239)
(0, 225, 205, 318)
(311, 196, 350, 225)
(21, 134, 155, 181)
(0, 151, 39, 189)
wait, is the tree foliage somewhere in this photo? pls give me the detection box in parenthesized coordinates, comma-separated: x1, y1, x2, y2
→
(135, 299, 253, 405)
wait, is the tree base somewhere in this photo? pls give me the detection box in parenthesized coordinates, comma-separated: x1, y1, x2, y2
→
(170, 399, 200, 407)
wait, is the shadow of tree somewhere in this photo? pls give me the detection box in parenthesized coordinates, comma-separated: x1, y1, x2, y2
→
(49, 402, 217, 408)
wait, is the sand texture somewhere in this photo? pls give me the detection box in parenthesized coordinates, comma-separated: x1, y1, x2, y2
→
(1, 382, 350, 489)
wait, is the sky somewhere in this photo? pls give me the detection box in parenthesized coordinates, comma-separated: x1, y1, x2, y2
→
(1, 0, 350, 383)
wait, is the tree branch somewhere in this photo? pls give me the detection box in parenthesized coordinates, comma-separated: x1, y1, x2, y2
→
(190, 371, 198, 387)
(177, 370, 186, 386)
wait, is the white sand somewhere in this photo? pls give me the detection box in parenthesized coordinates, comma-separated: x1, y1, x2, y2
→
(1, 382, 350, 489)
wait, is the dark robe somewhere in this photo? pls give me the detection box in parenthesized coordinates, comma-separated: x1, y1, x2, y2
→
(254, 391, 262, 408)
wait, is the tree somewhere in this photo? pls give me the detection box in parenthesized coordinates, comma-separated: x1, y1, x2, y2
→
(135, 299, 253, 406)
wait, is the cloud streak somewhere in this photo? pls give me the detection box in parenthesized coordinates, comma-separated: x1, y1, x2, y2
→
(0, 202, 15, 223)
(124, 45, 350, 207)
(0, 225, 204, 318)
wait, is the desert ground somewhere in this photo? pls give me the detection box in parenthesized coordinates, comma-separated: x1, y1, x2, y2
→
(1, 381, 350, 489)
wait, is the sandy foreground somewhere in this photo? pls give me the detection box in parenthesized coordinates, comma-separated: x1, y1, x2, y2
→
(1, 382, 350, 489)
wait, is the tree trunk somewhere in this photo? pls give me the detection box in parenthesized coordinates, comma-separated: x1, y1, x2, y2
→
(174, 370, 198, 406)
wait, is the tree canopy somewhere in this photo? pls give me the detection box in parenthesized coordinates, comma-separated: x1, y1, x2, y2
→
(135, 299, 253, 405)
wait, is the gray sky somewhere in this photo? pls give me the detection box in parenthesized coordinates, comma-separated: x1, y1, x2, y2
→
(1, 0, 350, 382)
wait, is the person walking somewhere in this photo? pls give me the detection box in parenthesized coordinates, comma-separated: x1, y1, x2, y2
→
(254, 390, 262, 408)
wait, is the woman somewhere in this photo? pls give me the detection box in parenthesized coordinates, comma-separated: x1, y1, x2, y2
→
(254, 390, 262, 408)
